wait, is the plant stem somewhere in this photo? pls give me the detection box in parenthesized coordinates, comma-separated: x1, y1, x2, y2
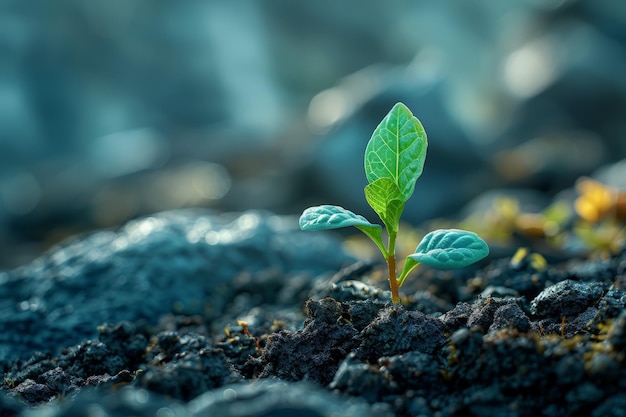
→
(386, 253, 399, 304)
(387, 232, 399, 304)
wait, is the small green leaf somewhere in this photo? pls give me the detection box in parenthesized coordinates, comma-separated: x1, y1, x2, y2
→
(364, 178, 405, 233)
(364, 102, 427, 202)
(299, 205, 377, 230)
(397, 256, 420, 287)
(355, 224, 386, 257)
(299, 205, 387, 256)
(407, 229, 489, 269)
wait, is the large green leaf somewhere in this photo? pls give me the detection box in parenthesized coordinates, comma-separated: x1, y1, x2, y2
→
(364, 102, 427, 202)
(364, 178, 405, 233)
(407, 229, 489, 269)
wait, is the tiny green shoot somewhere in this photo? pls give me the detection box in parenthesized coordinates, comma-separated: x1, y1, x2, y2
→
(299, 102, 489, 304)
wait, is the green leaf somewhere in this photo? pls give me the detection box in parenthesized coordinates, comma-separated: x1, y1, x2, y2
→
(355, 224, 386, 256)
(364, 102, 427, 202)
(364, 178, 405, 233)
(299, 205, 387, 256)
(299, 205, 377, 230)
(407, 229, 489, 269)
(397, 256, 420, 287)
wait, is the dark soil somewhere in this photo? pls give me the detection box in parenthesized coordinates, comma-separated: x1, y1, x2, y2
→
(2, 211, 626, 416)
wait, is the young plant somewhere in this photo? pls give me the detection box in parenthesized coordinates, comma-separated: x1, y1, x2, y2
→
(299, 102, 489, 304)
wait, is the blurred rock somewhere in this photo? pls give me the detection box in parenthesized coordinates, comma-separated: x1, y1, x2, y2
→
(188, 380, 393, 417)
(23, 386, 188, 417)
(593, 158, 626, 190)
(17, 381, 393, 417)
(0, 209, 354, 363)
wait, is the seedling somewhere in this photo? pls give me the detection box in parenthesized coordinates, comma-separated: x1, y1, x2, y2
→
(299, 102, 489, 303)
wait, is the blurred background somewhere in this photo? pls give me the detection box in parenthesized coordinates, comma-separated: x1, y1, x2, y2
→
(1, 0, 626, 268)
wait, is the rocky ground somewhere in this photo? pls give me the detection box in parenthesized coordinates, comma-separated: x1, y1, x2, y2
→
(1, 196, 626, 416)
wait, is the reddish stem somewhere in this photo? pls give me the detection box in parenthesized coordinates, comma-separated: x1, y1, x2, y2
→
(386, 253, 399, 304)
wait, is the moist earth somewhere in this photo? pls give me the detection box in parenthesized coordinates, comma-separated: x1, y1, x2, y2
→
(2, 210, 626, 416)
